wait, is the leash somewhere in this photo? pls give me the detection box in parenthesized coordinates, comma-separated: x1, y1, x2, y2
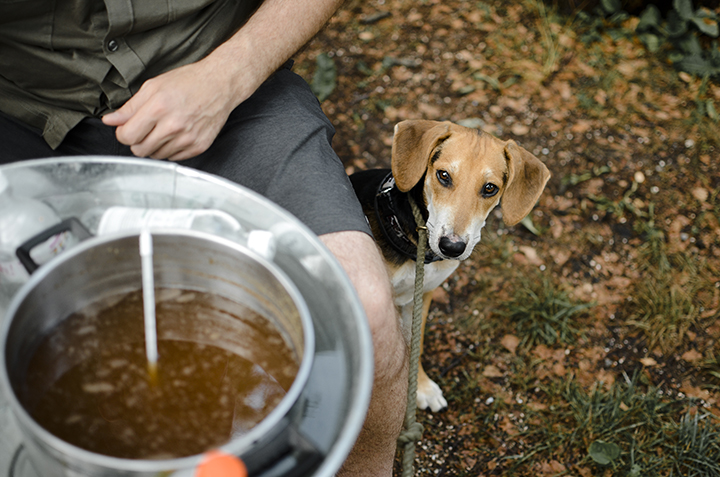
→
(396, 193, 426, 477)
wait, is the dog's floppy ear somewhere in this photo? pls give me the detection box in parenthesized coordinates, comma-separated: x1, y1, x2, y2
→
(391, 120, 452, 192)
(501, 140, 551, 226)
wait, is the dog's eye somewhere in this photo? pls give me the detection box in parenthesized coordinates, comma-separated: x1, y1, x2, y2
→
(482, 183, 499, 197)
(436, 170, 452, 187)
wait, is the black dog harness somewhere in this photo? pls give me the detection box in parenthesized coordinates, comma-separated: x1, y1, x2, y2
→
(374, 172, 442, 264)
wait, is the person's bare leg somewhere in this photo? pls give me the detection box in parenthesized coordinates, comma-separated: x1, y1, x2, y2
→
(320, 231, 408, 477)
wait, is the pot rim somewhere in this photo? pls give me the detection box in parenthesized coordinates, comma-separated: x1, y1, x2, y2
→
(0, 228, 315, 473)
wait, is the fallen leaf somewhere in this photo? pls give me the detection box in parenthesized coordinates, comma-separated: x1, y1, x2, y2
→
(640, 357, 657, 367)
(681, 381, 712, 401)
(692, 187, 709, 202)
(533, 344, 553, 360)
(527, 401, 548, 411)
(518, 245, 543, 265)
(482, 365, 504, 378)
(679, 71, 693, 82)
(596, 369, 616, 388)
(681, 349, 703, 363)
(571, 119, 592, 133)
(501, 334, 520, 354)
(550, 248, 571, 266)
(418, 102, 442, 117)
(511, 123, 530, 135)
(537, 460, 566, 475)
(500, 418, 517, 435)
(577, 466, 593, 477)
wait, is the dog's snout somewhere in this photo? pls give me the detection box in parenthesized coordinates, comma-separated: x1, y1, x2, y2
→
(439, 236, 466, 258)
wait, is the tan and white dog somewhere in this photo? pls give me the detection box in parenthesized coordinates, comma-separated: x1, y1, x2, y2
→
(350, 120, 551, 412)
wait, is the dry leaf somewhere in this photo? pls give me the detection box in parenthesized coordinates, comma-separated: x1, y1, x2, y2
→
(640, 357, 657, 367)
(482, 365, 504, 378)
(511, 123, 530, 135)
(518, 245, 543, 266)
(527, 401, 548, 411)
(501, 334, 520, 354)
(577, 466, 593, 477)
(681, 349, 703, 363)
(500, 418, 517, 435)
(537, 460, 567, 475)
(681, 381, 712, 401)
(692, 187, 709, 202)
(533, 344, 553, 360)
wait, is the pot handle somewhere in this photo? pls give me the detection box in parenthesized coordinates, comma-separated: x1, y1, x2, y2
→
(240, 421, 323, 477)
(16, 217, 92, 274)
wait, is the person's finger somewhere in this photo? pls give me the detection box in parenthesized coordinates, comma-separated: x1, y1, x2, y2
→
(101, 109, 129, 127)
(156, 132, 210, 161)
(129, 126, 177, 158)
(114, 109, 161, 148)
(101, 88, 147, 127)
(165, 144, 204, 161)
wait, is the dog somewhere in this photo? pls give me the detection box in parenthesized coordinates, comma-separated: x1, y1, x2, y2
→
(350, 120, 551, 412)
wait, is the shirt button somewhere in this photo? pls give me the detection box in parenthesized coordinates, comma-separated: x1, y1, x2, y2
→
(107, 39, 119, 52)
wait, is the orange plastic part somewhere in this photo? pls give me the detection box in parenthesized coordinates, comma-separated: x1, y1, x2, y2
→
(196, 450, 248, 477)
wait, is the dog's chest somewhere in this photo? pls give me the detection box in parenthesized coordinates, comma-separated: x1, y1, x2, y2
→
(390, 260, 459, 306)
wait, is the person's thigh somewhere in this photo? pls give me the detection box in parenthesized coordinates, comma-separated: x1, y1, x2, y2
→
(179, 67, 370, 237)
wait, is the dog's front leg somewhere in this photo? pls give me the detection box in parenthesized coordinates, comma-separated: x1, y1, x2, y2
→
(401, 292, 448, 412)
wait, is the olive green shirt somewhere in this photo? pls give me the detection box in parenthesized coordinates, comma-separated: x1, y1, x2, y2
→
(0, 0, 261, 149)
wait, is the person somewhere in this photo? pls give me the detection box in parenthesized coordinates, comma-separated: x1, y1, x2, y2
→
(0, 0, 408, 475)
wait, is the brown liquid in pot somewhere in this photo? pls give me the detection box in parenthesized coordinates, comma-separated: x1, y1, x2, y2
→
(20, 289, 300, 460)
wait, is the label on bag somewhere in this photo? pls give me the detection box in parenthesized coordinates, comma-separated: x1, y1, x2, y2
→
(0, 231, 71, 283)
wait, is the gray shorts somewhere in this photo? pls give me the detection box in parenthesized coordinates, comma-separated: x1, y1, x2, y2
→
(0, 64, 370, 237)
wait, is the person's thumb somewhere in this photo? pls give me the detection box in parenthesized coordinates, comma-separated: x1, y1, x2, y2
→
(102, 100, 137, 126)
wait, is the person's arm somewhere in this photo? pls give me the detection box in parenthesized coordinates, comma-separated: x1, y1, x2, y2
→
(102, 0, 344, 161)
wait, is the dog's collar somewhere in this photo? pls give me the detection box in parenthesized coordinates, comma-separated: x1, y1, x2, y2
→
(374, 172, 442, 264)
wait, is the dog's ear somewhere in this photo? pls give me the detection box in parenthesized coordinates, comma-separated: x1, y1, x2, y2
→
(501, 140, 551, 226)
(391, 120, 452, 192)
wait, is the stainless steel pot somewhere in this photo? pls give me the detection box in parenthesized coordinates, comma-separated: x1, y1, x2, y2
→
(0, 229, 314, 477)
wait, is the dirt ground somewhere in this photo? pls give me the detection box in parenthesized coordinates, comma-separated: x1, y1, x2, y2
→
(294, 1, 720, 475)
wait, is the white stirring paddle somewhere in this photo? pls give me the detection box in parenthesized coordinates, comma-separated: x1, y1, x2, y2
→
(139, 230, 158, 382)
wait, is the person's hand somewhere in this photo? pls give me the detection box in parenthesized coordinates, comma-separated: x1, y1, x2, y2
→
(102, 59, 245, 161)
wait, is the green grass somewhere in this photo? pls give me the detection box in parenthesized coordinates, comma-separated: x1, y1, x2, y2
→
(625, 270, 701, 353)
(624, 205, 713, 353)
(507, 374, 720, 476)
(702, 351, 720, 392)
(667, 411, 720, 477)
(498, 274, 593, 349)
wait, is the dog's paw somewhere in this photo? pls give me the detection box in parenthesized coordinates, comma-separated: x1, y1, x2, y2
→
(416, 377, 448, 412)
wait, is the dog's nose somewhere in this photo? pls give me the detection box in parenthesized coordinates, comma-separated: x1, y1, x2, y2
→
(439, 236, 466, 258)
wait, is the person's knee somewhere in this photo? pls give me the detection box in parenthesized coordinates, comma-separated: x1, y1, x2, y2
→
(319, 231, 406, 378)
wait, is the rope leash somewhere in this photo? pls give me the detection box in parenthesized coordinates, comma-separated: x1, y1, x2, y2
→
(397, 194, 426, 477)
